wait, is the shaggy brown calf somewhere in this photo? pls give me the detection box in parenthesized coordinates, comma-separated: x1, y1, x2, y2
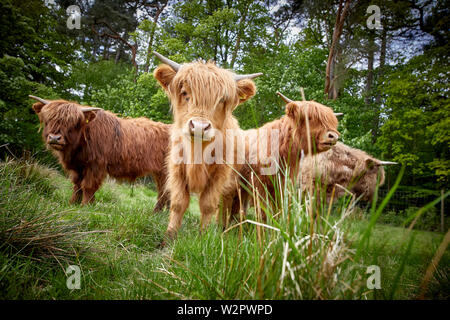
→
(153, 52, 261, 238)
(221, 92, 340, 223)
(30, 96, 171, 211)
(300, 142, 397, 202)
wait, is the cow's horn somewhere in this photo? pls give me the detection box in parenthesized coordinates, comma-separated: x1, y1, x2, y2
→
(81, 107, 102, 112)
(276, 91, 293, 104)
(153, 51, 181, 72)
(234, 73, 263, 81)
(29, 95, 49, 105)
(379, 161, 398, 165)
(334, 112, 344, 116)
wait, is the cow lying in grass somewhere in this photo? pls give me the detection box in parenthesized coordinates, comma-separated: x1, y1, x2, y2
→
(30, 95, 171, 211)
(152, 52, 262, 239)
(300, 141, 397, 202)
(220, 92, 340, 224)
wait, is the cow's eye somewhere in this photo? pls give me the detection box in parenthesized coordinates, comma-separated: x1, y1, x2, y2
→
(181, 91, 189, 102)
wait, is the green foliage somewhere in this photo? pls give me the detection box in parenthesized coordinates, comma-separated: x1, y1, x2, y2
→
(376, 46, 450, 187)
(379, 206, 449, 233)
(0, 0, 76, 158)
(64, 60, 132, 101)
(88, 70, 172, 122)
(0, 55, 42, 156)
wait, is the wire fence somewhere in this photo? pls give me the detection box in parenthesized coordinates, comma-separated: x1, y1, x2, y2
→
(377, 187, 447, 213)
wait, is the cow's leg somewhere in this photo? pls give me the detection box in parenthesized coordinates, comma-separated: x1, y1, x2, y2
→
(199, 189, 221, 233)
(217, 192, 234, 228)
(231, 190, 249, 221)
(199, 170, 231, 232)
(69, 170, 83, 204)
(165, 177, 190, 240)
(80, 166, 106, 205)
(153, 173, 170, 213)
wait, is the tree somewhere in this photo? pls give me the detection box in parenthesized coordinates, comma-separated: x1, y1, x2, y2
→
(0, 0, 76, 157)
(140, 0, 169, 73)
(324, 0, 352, 100)
(377, 46, 449, 188)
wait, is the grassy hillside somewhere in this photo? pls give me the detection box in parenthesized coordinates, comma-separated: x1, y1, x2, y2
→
(0, 159, 448, 299)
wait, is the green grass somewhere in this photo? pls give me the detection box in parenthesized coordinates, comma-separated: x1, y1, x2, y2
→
(0, 159, 448, 299)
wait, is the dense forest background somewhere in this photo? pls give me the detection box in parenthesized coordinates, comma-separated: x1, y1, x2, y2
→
(0, 0, 448, 193)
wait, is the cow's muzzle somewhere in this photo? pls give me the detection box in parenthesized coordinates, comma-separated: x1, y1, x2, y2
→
(187, 118, 213, 141)
(47, 134, 65, 149)
(48, 134, 62, 144)
(319, 131, 339, 150)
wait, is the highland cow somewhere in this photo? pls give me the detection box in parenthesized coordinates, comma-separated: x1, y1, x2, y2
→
(30, 95, 171, 211)
(221, 92, 340, 224)
(300, 142, 397, 202)
(152, 52, 262, 239)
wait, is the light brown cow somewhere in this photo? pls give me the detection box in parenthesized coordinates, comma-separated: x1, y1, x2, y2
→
(152, 52, 262, 239)
(30, 96, 171, 211)
(220, 92, 340, 224)
(300, 142, 397, 202)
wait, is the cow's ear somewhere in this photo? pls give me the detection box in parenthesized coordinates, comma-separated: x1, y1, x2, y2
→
(154, 64, 177, 90)
(285, 102, 299, 120)
(365, 158, 381, 170)
(32, 102, 45, 114)
(236, 79, 256, 104)
(83, 110, 97, 123)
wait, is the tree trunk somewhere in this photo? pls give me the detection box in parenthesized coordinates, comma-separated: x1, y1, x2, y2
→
(103, 38, 110, 60)
(91, 22, 139, 81)
(230, 5, 249, 69)
(115, 44, 121, 64)
(144, 1, 168, 73)
(324, 0, 352, 100)
(365, 32, 375, 107)
(373, 28, 387, 143)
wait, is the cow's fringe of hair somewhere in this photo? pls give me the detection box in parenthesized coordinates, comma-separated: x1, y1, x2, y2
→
(168, 61, 240, 112)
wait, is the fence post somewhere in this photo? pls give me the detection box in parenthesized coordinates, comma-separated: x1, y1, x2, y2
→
(441, 189, 445, 233)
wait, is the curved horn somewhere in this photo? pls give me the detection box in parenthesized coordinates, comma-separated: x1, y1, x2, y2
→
(81, 107, 102, 112)
(334, 112, 344, 116)
(153, 51, 180, 72)
(234, 73, 263, 81)
(379, 161, 398, 165)
(29, 95, 49, 105)
(276, 91, 293, 104)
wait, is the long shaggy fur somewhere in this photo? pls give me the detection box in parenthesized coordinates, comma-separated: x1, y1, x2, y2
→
(221, 100, 340, 223)
(154, 61, 257, 238)
(300, 142, 386, 202)
(33, 100, 171, 210)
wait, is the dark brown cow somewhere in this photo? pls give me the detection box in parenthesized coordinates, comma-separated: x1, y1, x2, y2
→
(152, 52, 261, 239)
(30, 96, 171, 211)
(300, 142, 397, 202)
(221, 92, 340, 224)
